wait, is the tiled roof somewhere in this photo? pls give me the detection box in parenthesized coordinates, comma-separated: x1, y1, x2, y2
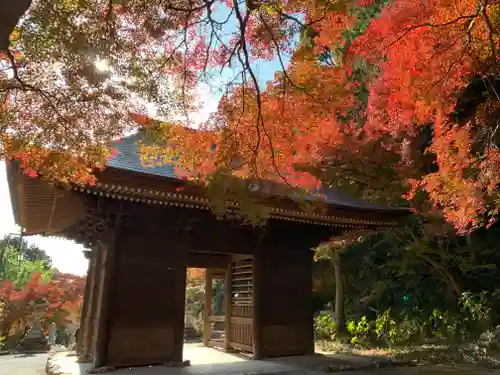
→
(107, 132, 409, 213)
(107, 132, 177, 179)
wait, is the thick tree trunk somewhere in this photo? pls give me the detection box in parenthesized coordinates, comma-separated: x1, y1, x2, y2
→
(333, 252, 345, 333)
(0, 0, 32, 52)
(419, 254, 463, 298)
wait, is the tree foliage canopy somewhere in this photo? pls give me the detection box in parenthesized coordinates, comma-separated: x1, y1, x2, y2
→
(0, 235, 52, 269)
(1, 0, 499, 231)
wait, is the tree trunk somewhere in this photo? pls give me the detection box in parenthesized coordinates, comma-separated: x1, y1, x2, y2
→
(419, 253, 463, 297)
(333, 252, 345, 333)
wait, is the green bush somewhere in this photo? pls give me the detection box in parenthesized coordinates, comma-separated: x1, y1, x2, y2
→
(330, 291, 498, 349)
(315, 313, 336, 340)
(374, 309, 398, 346)
(347, 316, 372, 344)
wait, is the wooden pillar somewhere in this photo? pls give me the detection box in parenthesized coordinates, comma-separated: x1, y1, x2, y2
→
(224, 256, 232, 351)
(77, 250, 93, 358)
(172, 264, 187, 363)
(104, 227, 186, 367)
(203, 269, 213, 347)
(258, 244, 314, 358)
(252, 249, 263, 359)
(333, 251, 345, 334)
(93, 228, 117, 369)
(83, 245, 103, 362)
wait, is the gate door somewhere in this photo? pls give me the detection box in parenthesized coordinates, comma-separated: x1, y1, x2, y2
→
(229, 258, 253, 353)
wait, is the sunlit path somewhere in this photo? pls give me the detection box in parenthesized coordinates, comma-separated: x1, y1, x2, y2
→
(0, 353, 47, 375)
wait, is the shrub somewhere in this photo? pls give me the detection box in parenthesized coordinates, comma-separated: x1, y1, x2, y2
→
(315, 313, 336, 340)
(374, 309, 398, 346)
(347, 316, 372, 344)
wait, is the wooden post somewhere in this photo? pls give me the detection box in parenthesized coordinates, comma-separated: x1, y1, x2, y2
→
(77, 250, 93, 358)
(79, 248, 102, 361)
(203, 269, 213, 347)
(84, 245, 103, 362)
(333, 251, 345, 333)
(93, 226, 118, 369)
(252, 250, 263, 359)
(224, 256, 232, 351)
(172, 264, 187, 363)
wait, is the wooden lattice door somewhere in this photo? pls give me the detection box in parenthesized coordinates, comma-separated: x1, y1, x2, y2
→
(228, 258, 254, 353)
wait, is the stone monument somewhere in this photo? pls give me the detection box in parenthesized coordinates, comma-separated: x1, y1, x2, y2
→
(48, 322, 56, 346)
(17, 302, 50, 352)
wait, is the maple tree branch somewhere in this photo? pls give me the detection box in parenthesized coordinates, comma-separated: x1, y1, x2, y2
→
(232, 4, 290, 185)
(380, 13, 480, 51)
(6, 50, 58, 107)
(161, 0, 211, 13)
(430, 40, 471, 88)
(480, 0, 497, 71)
(181, 5, 193, 125)
(105, 0, 113, 21)
(275, 0, 333, 27)
(259, 15, 322, 108)
(232, 0, 261, 173)
(277, 11, 304, 26)
(4, 49, 76, 143)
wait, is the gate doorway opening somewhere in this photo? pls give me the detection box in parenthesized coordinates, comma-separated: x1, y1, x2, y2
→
(184, 255, 254, 362)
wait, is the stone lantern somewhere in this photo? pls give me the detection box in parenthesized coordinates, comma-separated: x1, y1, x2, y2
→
(18, 301, 50, 352)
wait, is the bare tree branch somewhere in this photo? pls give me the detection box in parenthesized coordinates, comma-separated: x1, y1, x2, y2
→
(480, 0, 497, 71)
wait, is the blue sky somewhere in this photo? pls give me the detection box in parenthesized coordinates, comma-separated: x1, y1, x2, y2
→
(189, 4, 297, 124)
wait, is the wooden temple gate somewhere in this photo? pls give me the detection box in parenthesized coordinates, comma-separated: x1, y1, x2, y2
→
(6, 131, 410, 369)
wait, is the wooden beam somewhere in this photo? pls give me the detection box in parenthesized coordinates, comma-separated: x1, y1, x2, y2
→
(232, 254, 252, 262)
(97, 203, 261, 255)
(186, 252, 230, 269)
(203, 269, 213, 347)
(224, 257, 232, 351)
(208, 315, 225, 323)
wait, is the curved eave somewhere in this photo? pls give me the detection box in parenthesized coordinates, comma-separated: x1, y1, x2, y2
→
(75, 178, 409, 229)
(102, 166, 410, 214)
(328, 226, 397, 247)
(5, 161, 24, 229)
(5, 162, 87, 236)
(95, 167, 411, 226)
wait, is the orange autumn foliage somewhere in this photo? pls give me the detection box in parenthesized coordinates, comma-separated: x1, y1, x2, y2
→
(163, 0, 500, 232)
(2, 0, 499, 233)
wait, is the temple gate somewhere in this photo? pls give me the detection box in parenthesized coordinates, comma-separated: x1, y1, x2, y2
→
(6, 131, 410, 368)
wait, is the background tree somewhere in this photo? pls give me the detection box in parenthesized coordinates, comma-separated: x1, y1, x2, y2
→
(0, 239, 85, 348)
(0, 245, 53, 287)
(0, 235, 52, 269)
(313, 219, 500, 348)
